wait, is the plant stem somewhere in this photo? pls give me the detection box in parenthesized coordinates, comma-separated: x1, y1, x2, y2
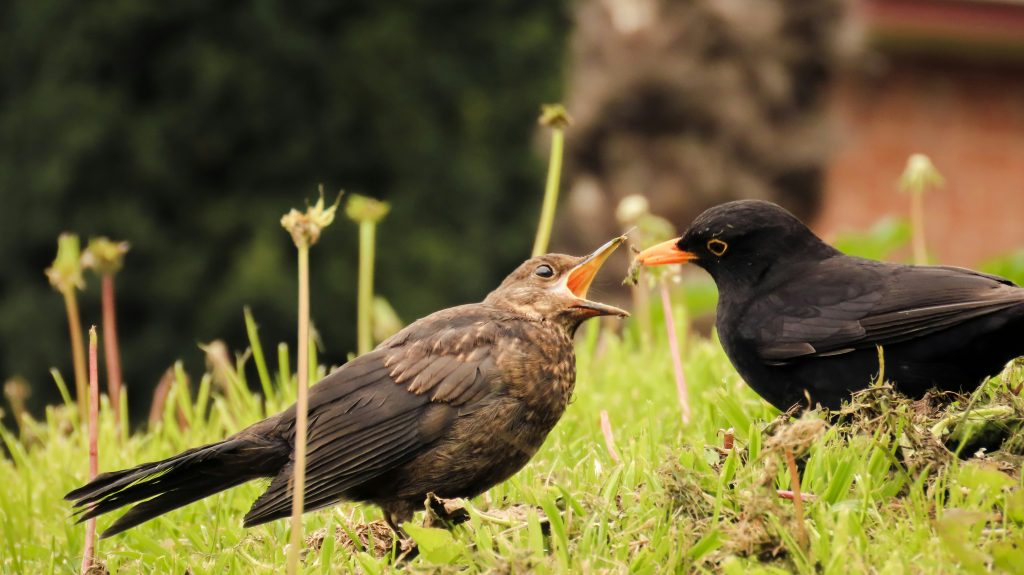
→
(63, 290, 88, 423)
(81, 327, 99, 574)
(148, 367, 173, 427)
(900, 154, 941, 265)
(288, 245, 310, 575)
(875, 345, 886, 386)
(357, 220, 376, 356)
(532, 126, 565, 257)
(659, 282, 691, 424)
(777, 490, 815, 502)
(101, 274, 123, 431)
(599, 410, 621, 465)
(631, 283, 651, 350)
(910, 190, 927, 265)
(784, 447, 808, 549)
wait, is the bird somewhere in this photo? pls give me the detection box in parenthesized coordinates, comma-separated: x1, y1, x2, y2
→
(66, 237, 628, 538)
(636, 199, 1024, 412)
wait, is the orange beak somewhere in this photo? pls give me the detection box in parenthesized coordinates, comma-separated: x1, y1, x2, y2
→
(564, 236, 630, 317)
(635, 238, 697, 266)
(566, 236, 625, 298)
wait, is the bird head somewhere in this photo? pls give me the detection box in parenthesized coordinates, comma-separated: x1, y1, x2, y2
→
(485, 236, 629, 332)
(635, 200, 837, 288)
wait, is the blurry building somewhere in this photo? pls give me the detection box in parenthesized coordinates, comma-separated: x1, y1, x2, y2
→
(821, 0, 1024, 265)
(557, 0, 853, 257)
(558, 0, 1024, 267)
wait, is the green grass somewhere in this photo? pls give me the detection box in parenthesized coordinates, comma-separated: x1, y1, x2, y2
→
(3, 300, 1024, 574)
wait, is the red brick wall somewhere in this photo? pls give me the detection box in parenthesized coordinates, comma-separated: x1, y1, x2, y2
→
(818, 57, 1024, 266)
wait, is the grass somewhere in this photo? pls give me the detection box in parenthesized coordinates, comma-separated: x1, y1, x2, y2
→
(3, 297, 1024, 574)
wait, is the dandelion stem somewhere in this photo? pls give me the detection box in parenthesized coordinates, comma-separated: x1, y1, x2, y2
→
(101, 275, 123, 431)
(784, 447, 808, 549)
(910, 190, 926, 265)
(83, 237, 129, 431)
(288, 245, 310, 575)
(345, 193, 388, 356)
(899, 153, 943, 265)
(81, 327, 99, 574)
(532, 129, 564, 256)
(599, 410, 621, 465)
(148, 367, 174, 427)
(532, 104, 571, 257)
(631, 283, 652, 350)
(357, 220, 375, 356)
(659, 282, 691, 424)
(777, 490, 815, 502)
(64, 290, 88, 423)
(280, 189, 339, 575)
(47, 233, 88, 422)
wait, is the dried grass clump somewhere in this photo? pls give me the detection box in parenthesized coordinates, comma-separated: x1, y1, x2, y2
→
(722, 487, 791, 560)
(305, 520, 398, 558)
(836, 385, 954, 473)
(659, 453, 718, 521)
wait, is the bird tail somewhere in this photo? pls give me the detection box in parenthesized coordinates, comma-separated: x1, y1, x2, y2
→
(64, 434, 288, 537)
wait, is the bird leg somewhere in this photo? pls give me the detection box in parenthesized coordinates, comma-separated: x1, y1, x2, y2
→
(381, 500, 414, 539)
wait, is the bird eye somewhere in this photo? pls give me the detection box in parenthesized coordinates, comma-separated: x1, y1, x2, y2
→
(707, 239, 728, 256)
(534, 264, 554, 278)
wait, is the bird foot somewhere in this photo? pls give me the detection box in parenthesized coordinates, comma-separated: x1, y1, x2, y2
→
(424, 495, 554, 537)
(456, 502, 552, 534)
(83, 560, 109, 575)
(423, 493, 470, 528)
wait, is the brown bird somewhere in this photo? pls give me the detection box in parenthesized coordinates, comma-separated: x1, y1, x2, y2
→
(66, 238, 628, 537)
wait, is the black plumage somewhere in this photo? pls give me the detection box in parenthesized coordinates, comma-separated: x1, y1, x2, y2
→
(66, 238, 627, 537)
(637, 200, 1024, 411)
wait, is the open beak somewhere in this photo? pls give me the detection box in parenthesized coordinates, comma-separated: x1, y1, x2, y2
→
(564, 236, 630, 317)
(635, 238, 697, 266)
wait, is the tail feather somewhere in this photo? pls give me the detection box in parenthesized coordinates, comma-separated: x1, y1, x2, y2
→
(65, 436, 287, 537)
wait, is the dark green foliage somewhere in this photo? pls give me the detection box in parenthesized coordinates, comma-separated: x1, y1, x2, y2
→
(0, 0, 569, 422)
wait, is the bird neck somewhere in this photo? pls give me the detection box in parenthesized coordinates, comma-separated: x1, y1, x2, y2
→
(482, 295, 592, 337)
(709, 236, 839, 296)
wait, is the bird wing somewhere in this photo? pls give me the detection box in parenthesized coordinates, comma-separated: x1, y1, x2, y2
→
(243, 305, 505, 525)
(746, 259, 1024, 363)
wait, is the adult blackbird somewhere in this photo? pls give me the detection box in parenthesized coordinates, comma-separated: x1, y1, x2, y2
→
(636, 200, 1024, 411)
(66, 238, 627, 537)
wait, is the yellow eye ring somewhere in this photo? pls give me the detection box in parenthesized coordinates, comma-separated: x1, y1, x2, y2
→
(707, 239, 728, 256)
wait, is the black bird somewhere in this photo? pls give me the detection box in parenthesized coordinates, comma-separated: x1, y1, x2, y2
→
(66, 238, 627, 537)
(637, 200, 1024, 411)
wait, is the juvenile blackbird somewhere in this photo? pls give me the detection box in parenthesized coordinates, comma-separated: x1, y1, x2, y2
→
(66, 238, 627, 537)
(637, 200, 1024, 411)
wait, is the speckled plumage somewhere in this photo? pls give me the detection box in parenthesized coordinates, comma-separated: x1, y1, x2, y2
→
(66, 249, 625, 537)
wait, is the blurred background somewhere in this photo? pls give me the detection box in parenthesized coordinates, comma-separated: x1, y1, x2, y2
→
(2, 0, 1023, 425)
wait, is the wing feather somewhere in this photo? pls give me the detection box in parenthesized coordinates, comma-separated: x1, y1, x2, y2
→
(750, 259, 1024, 362)
(244, 305, 509, 526)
